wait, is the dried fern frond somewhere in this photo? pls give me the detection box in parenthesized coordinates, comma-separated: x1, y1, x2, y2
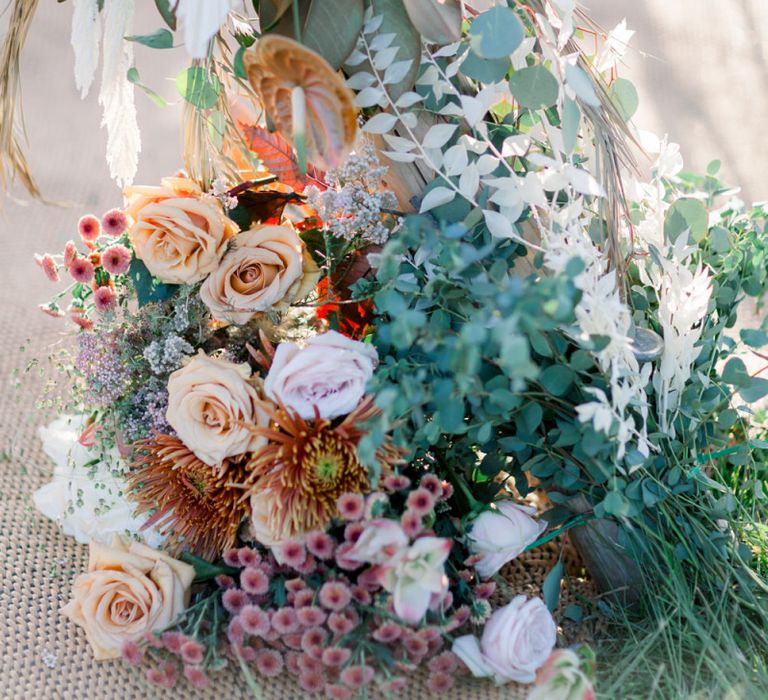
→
(0, 0, 41, 199)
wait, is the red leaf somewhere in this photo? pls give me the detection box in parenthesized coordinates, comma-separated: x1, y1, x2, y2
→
(243, 126, 326, 193)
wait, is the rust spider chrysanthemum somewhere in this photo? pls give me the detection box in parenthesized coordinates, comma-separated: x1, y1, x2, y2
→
(127, 434, 251, 560)
(245, 396, 402, 543)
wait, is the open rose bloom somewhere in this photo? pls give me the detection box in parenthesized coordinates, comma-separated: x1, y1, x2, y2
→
(62, 538, 194, 660)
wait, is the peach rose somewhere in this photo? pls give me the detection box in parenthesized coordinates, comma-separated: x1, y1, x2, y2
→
(61, 538, 195, 660)
(200, 225, 320, 324)
(125, 176, 238, 284)
(166, 351, 270, 467)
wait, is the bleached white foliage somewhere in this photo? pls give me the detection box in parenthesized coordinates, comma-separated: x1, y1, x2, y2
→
(71, 0, 101, 98)
(176, 0, 240, 59)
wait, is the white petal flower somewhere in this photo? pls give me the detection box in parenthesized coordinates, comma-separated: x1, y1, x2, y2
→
(176, 0, 240, 58)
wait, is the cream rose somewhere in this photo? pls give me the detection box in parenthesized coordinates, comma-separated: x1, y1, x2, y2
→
(62, 538, 195, 660)
(264, 330, 378, 420)
(200, 224, 319, 324)
(452, 596, 557, 685)
(469, 502, 547, 578)
(126, 176, 238, 284)
(166, 351, 270, 466)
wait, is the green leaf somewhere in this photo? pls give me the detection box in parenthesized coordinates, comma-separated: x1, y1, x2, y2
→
(602, 490, 631, 517)
(508, 65, 559, 110)
(402, 0, 462, 44)
(564, 603, 583, 622)
(608, 77, 638, 121)
(519, 401, 543, 434)
(126, 67, 167, 108)
(542, 559, 564, 612)
(461, 49, 510, 83)
(707, 159, 721, 175)
(234, 46, 247, 80)
(179, 552, 238, 583)
(740, 377, 768, 403)
(155, 0, 177, 30)
(125, 28, 173, 49)
(562, 97, 580, 154)
(709, 225, 730, 254)
(128, 258, 177, 307)
(539, 365, 574, 397)
(469, 5, 523, 60)
(664, 198, 708, 243)
(176, 66, 221, 110)
(740, 328, 768, 348)
(303, 0, 364, 69)
(722, 357, 750, 387)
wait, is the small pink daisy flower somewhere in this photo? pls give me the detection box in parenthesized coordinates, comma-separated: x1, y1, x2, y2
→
(295, 554, 317, 575)
(404, 634, 428, 657)
(406, 487, 435, 517)
(255, 649, 284, 677)
(279, 541, 307, 569)
(372, 621, 402, 643)
(271, 607, 300, 635)
(70, 311, 94, 330)
(319, 581, 352, 611)
(183, 665, 210, 689)
(233, 643, 257, 662)
(161, 631, 186, 654)
(69, 257, 94, 284)
(334, 543, 360, 571)
(340, 665, 374, 689)
(241, 566, 269, 595)
(296, 606, 326, 627)
(239, 605, 270, 637)
(297, 653, 323, 674)
(453, 605, 471, 626)
(420, 474, 443, 498)
(474, 581, 497, 599)
(38, 303, 64, 318)
(293, 588, 315, 608)
(94, 285, 117, 313)
(222, 548, 240, 567)
(336, 492, 365, 520)
(146, 668, 166, 687)
(356, 567, 382, 592)
(78, 214, 101, 243)
(162, 661, 178, 687)
(215, 574, 235, 589)
(299, 670, 325, 694)
(428, 671, 454, 693)
(102, 208, 128, 237)
(383, 474, 411, 492)
(120, 640, 143, 666)
(285, 651, 301, 675)
(34, 253, 59, 282)
(222, 588, 248, 614)
(283, 632, 303, 650)
(327, 612, 355, 636)
(401, 510, 423, 538)
(143, 631, 163, 649)
(101, 244, 131, 275)
(285, 578, 306, 594)
(306, 531, 335, 560)
(429, 651, 459, 674)
(321, 646, 351, 667)
(63, 240, 77, 267)
(343, 522, 365, 543)
(180, 639, 204, 665)
(325, 684, 353, 700)
(350, 584, 371, 605)
(381, 677, 407, 692)
(301, 627, 327, 654)
(237, 547, 261, 568)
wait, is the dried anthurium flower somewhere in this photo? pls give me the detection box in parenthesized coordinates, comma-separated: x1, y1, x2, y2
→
(243, 35, 358, 172)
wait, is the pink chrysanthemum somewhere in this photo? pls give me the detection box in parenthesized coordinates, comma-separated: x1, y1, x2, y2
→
(401, 510, 423, 538)
(285, 578, 306, 594)
(299, 670, 325, 694)
(101, 244, 132, 275)
(285, 651, 301, 675)
(301, 627, 327, 653)
(279, 541, 307, 569)
(427, 671, 454, 693)
(372, 621, 402, 643)
(429, 652, 459, 674)
(227, 616, 245, 645)
(334, 543, 360, 571)
(319, 581, 352, 611)
(306, 531, 335, 560)
(350, 584, 371, 605)
(102, 208, 128, 237)
(381, 677, 407, 693)
(343, 522, 365, 543)
(296, 606, 326, 627)
(183, 665, 210, 689)
(321, 646, 351, 667)
(271, 607, 300, 634)
(336, 492, 365, 520)
(297, 653, 323, 674)
(293, 588, 315, 608)
(356, 567, 381, 592)
(216, 574, 235, 589)
(404, 634, 428, 657)
(238, 547, 261, 567)
(93, 285, 117, 313)
(180, 640, 204, 665)
(161, 631, 186, 654)
(38, 303, 64, 318)
(34, 253, 59, 282)
(475, 581, 497, 599)
(383, 474, 411, 492)
(340, 665, 374, 689)
(69, 257, 94, 284)
(121, 640, 143, 666)
(146, 668, 167, 687)
(70, 311, 94, 330)
(255, 649, 284, 677)
(239, 605, 270, 637)
(327, 612, 355, 636)
(223, 588, 248, 614)
(406, 487, 435, 516)
(420, 474, 443, 498)
(63, 240, 77, 267)
(325, 684, 353, 700)
(234, 644, 257, 662)
(78, 215, 101, 243)
(295, 554, 317, 576)
(241, 566, 269, 595)
(284, 632, 303, 650)
(223, 548, 241, 567)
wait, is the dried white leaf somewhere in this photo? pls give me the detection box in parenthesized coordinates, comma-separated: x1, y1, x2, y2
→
(445, 59, 462, 78)
(476, 154, 499, 175)
(374, 46, 399, 71)
(416, 65, 440, 86)
(346, 71, 376, 90)
(383, 59, 413, 85)
(355, 86, 385, 108)
(443, 144, 468, 176)
(459, 95, 486, 127)
(395, 91, 423, 108)
(420, 186, 456, 212)
(363, 14, 384, 35)
(71, 0, 101, 98)
(382, 133, 417, 152)
(383, 150, 419, 163)
(400, 112, 418, 129)
(362, 112, 398, 134)
(439, 103, 464, 117)
(370, 32, 396, 51)
(345, 49, 368, 67)
(567, 167, 606, 197)
(422, 123, 458, 149)
(459, 163, 480, 199)
(433, 41, 461, 58)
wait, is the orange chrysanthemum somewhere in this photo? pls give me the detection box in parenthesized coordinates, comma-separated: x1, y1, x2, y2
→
(127, 434, 251, 560)
(245, 396, 402, 542)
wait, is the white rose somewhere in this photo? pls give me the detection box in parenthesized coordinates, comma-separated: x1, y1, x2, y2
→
(166, 352, 270, 466)
(33, 415, 165, 547)
(469, 502, 547, 578)
(264, 330, 378, 420)
(452, 596, 557, 685)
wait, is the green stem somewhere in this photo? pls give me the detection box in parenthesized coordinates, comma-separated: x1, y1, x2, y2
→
(291, 0, 302, 43)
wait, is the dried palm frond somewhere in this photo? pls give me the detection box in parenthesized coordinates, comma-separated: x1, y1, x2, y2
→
(0, 0, 41, 199)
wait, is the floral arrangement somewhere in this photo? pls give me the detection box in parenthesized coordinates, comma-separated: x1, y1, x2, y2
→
(15, 0, 768, 698)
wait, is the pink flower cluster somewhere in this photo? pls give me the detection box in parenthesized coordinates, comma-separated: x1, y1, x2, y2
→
(122, 633, 211, 690)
